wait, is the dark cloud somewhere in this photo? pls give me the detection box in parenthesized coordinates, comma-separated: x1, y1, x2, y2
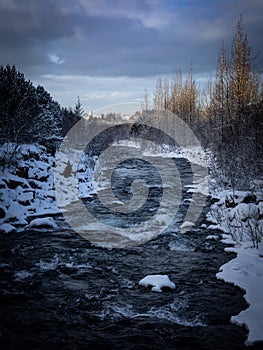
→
(0, 0, 262, 109)
(0, 0, 76, 45)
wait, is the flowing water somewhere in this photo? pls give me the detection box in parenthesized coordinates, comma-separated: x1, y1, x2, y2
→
(0, 151, 261, 350)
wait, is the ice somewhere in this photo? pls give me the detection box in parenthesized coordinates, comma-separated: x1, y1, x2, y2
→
(139, 274, 176, 292)
(28, 217, 57, 229)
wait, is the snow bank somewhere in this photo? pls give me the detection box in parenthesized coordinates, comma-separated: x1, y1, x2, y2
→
(208, 188, 263, 346)
(217, 245, 263, 346)
(139, 274, 176, 292)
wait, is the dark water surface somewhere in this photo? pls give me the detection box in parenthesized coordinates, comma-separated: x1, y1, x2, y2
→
(0, 155, 262, 350)
(0, 226, 254, 350)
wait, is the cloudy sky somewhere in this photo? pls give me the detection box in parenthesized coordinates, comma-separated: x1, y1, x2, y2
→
(0, 0, 263, 113)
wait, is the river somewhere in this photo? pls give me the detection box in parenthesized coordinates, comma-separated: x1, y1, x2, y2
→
(0, 148, 261, 350)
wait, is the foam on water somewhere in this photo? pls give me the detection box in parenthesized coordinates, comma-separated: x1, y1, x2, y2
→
(169, 241, 195, 252)
(13, 270, 33, 281)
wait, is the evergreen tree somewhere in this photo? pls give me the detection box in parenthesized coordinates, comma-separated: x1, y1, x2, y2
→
(0, 65, 39, 144)
(74, 96, 84, 118)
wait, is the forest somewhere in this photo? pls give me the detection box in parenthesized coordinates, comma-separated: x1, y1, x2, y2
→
(1, 16, 262, 191)
(148, 16, 263, 189)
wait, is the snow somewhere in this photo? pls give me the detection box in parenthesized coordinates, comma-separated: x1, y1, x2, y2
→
(208, 188, 263, 346)
(138, 274, 176, 292)
(27, 217, 57, 229)
(0, 223, 16, 233)
(185, 176, 209, 196)
(0, 143, 95, 229)
(206, 235, 219, 240)
(0, 144, 56, 226)
(217, 245, 263, 346)
(1, 142, 262, 346)
(142, 145, 208, 167)
(180, 221, 194, 231)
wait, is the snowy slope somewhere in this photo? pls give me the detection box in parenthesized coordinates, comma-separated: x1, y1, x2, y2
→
(0, 143, 94, 229)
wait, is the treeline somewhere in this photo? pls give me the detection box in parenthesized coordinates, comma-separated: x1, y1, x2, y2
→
(148, 16, 263, 189)
(0, 65, 83, 153)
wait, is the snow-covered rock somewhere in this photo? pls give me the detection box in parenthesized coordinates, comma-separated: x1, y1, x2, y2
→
(180, 221, 194, 231)
(0, 143, 96, 229)
(27, 217, 57, 229)
(0, 223, 16, 233)
(206, 235, 219, 240)
(139, 274, 176, 292)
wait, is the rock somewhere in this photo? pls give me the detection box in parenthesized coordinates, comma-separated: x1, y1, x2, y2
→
(16, 166, 29, 179)
(28, 217, 57, 229)
(139, 274, 176, 292)
(29, 180, 42, 189)
(0, 207, 6, 219)
(242, 194, 257, 204)
(3, 178, 24, 189)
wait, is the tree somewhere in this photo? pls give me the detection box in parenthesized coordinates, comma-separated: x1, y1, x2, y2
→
(36, 85, 62, 148)
(163, 79, 170, 110)
(153, 78, 163, 111)
(209, 15, 262, 188)
(74, 96, 84, 118)
(212, 16, 260, 135)
(0, 65, 40, 144)
(142, 88, 149, 111)
(0, 65, 64, 152)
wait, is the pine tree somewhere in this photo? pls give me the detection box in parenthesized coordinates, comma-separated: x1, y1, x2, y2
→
(74, 96, 84, 118)
(0, 65, 40, 144)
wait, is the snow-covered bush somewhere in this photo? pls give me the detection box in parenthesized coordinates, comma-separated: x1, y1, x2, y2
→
(208, 190, 263, 248)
